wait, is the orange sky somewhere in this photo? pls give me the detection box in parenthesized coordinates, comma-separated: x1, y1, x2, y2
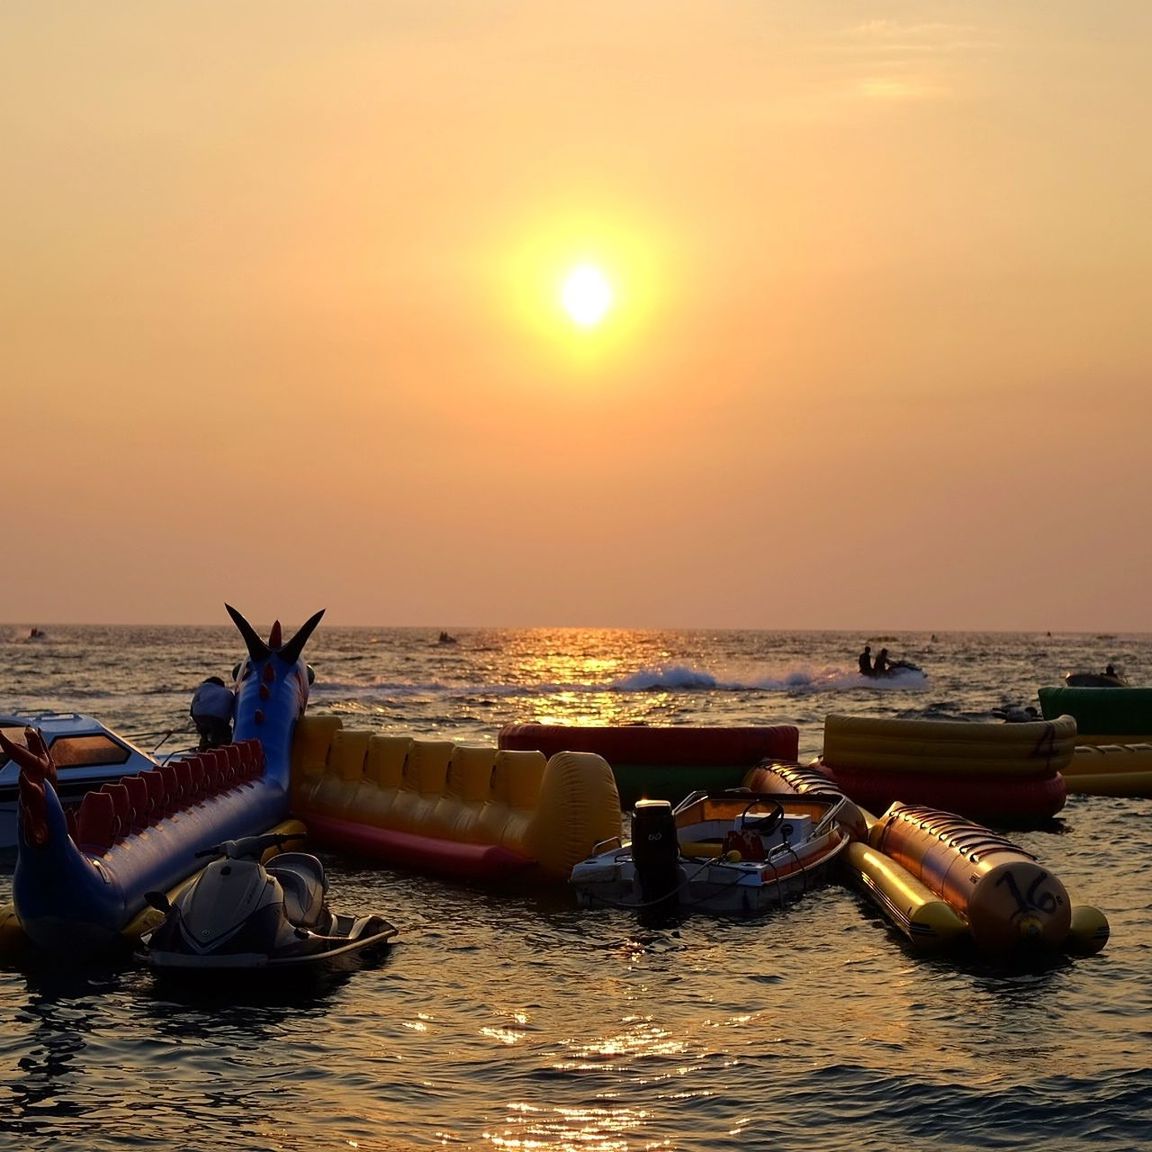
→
(4, 3, 1151, 630)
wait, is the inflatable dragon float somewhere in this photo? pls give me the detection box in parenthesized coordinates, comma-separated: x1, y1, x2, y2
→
(0, 604, 324, 960)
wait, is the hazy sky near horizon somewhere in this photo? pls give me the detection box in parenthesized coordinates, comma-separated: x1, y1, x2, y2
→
(4, 2, 1151, 631)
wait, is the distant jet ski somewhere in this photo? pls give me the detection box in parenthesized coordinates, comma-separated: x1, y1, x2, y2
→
(863, 659, 924, 680)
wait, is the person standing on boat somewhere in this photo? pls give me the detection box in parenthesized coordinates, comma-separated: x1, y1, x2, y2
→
(190, 675, 235, 751)
(858, 645, 873, 676)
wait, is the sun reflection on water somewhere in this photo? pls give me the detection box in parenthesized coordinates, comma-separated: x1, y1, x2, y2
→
(479, 1014, 697, 1151)
(487, 1101, 675, 1152)
(561, 1018, 688, 1069)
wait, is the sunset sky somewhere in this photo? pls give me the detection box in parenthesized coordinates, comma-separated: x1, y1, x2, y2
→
(4, 3, 1151, 631)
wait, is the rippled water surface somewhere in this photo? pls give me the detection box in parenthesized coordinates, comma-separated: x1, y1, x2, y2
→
(2, 625, 1151, 1150)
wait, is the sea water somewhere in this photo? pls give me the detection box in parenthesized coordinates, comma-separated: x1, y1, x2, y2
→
(1, 625, 1150, 1151)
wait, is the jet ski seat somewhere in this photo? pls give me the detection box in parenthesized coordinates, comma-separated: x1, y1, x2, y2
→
(267, 853, 329, 929)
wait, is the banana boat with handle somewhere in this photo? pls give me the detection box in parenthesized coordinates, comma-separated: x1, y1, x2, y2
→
(744, 760, 1108, 957)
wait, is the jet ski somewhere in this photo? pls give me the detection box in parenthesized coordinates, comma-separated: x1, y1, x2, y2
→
(140, 832, 397, 975)
(863, 659, 924, 679)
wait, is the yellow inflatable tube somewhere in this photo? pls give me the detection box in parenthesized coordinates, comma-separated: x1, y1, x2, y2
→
(823, 713, 1077, 776)
(867, 802, 1110, 955)
(844, 839, 968, 951)
(290, 717, 623, 880)
(1069, 733, 1152, 747)
(1063, 743, 1152, 797)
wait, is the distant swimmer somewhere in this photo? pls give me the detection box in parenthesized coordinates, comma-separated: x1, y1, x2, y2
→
(858, 645, 873, 676)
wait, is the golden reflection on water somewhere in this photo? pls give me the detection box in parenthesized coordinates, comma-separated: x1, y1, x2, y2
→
(561, 1017, 688, 1069)
(481, 1017, 693, 1151)
(481, 1025, 524, 1046)
(487, 1102, 673, 1152)
(401, 1013, 433, 1033)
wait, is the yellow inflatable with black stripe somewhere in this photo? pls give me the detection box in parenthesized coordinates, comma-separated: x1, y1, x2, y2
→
(822, 714, 1077, 776)
(1062, 743, 1152, 797)
(813, 714, 1072, 824)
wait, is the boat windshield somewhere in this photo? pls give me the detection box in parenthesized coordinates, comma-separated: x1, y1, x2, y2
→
(48, 734, 133, 769)
(0, 725, 29, 769)
(0, 727, 133, 772)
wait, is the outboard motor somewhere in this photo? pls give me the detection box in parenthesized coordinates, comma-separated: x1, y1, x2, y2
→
(631, 799, 681, 905)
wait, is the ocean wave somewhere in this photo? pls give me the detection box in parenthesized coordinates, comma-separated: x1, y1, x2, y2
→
(309, 663, 928, 702)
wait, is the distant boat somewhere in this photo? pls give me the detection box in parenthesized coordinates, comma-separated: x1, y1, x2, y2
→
(1065, 671, 1127, 688)
(437, 631, 457, 645)
(28, 628, 46, 640)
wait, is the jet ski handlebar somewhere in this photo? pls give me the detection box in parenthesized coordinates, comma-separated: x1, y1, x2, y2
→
(194, 832, 306, 861)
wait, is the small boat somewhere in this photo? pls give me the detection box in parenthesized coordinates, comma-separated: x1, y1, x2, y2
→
(1064, 671, 1127, 688)
(0, 711, 161, 849)
(570, 788, 857, 916)
(141, 832, 397, 976)
(437, 631, 457, 645)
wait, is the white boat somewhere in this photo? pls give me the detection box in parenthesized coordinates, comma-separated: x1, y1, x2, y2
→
(570, 788, 857, 917)
(0, 712, 161, 849)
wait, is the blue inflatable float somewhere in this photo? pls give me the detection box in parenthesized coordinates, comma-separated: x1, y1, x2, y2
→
(4, 604, 324, 957)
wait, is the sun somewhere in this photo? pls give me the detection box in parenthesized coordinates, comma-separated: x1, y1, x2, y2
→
(560, 263, 615, 328)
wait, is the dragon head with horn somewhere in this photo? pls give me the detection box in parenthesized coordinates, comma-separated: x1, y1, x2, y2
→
(226, 604, 325, 781)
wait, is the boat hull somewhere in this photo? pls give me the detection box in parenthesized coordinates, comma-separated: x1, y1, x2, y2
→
(145, 912, 398, 975)
(573, 834, 850, 916)
(302, 811, 537, 880)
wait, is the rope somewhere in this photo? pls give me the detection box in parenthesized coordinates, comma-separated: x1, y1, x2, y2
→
(123, 722, 195, 755)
